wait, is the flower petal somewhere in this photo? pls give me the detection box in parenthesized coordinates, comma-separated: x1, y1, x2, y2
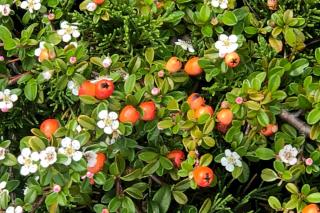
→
(21, 148, 31, 157)
(104, 126, 113, 134)
(109, 111, 118, 120)
(61, 137, 72, 147)
(112, 120, 119, 130)
(62, 34, 71, 42)
(225, 164, 234, 172)
(98, 110, 108, 119)
(72, 151, 83, 161)
(72, 140, 80, 150)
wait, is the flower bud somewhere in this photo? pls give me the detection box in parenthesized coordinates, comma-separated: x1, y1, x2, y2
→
(158, 70, 165, 78)
(48, 13, 55, 21)
(53, 184, 61, 193)
(102, 57, 112, 68)
(267, 0, 278, 11)
(87, 2, 97, 12)
(151, 87, 160, 96)
(235, 97, 243, 105)
(69, 56, 77, 64)
(305, 158, 313, 166)
(220, 101, 230, 109)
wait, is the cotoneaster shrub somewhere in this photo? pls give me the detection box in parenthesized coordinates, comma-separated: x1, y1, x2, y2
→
(1, 0, 320, 212)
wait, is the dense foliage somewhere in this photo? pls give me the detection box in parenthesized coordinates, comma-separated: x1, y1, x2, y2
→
(1, 0, 320, 212)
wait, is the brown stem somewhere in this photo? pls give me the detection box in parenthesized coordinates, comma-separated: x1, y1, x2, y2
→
(6, 58, 20, 64)
(8, 72, 31, 85)
(31, 195, 46, 213)
(245, 123, 251, 135)
(150, 175, 165, 186)
(279, 109, 311, 138)
(116, 177, 123, 196)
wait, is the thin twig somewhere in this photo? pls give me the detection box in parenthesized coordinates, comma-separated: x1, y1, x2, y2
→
(30, 195, 46, 213)
(243, 173, 257, 194)
(6, 58, 20, 64)
(8, 72, 31, 85)
(150, 175, 165, 186)
(279, 109, 311, 138)
(245, 123, 251, 135)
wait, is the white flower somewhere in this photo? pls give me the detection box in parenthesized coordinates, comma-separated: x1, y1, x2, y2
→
(211, 0, 228, 9)
(6, 206, 23, 213)
(67, 80, 79, 96)
(57, 21, 80, 43)
(58, 137, 83, 165)
(39, 147, 57, 168)
(97, 110, 120, 135)
(34, 42, 46, 57)
(17, 148, 39, 176)
(279, 144, 298, 165)
(220, 149, 242, 172)
(0, 89, 18, 112)
(84, 151, 97, 167)
(102, 57, 112, 68)
(41, 71, 52, 80)
(20, 0, 41, 13)
(214, 34, 238, 58)
(0, 181, 8, 194)
(76, 125, 82, 133)
(86, 2, 97, 11)
(0, 4, 11, 16)
(174, 39, 195, 53)
(0, 147, 6, 160)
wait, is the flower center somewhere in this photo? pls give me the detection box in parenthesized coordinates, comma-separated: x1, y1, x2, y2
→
(24, 158, 32, 166)
(104, 118, 113, 126)
(65, 146, 75, 156)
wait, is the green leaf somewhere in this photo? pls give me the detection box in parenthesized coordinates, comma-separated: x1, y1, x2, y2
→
(121, 169, 142, 181)
(306, 193, 320, 203)
(152, 185, 171, 213)
(268, 196, 282, 210)
(78, 115, 96, 130)
(28, 136, 46, 151)
(74, 132, 90, 146)
(172, 191, 188, 205)
(124, 74, 136, 95)
(145, 48, 154, 65)
(79, 95, 98, 105)
(290, 58, 309, 76)
(199, 198, 212, 213)
(315, 48, 320, 64)
(221, 11, 238, 26)
(142, 161, 160, 175)
(199, 5, 211, 22)
(24, 79, 38, 101)
(286, 183, 299, 194)
(199, 154, 212, 166)
(138, 151, 159, 163)
(125, 186, 144, 200)
(0, 25, 17, 50)
(159, 156, 173, 170)
(257, 110, 270, 127)
(2, 153, 17, 166)
(108, 197, 122, 212)
(307, 108, 320, 125)
(122, 196, 135, 213)
(268, 75, 281, 92)
(157, 120, 174, 130)
(261, 168, 278, 182)
(256, 148, 275, 160)
(244, 101, 261, 111)
(284, 28, 296, 47)
(163, 11, 185, 23)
